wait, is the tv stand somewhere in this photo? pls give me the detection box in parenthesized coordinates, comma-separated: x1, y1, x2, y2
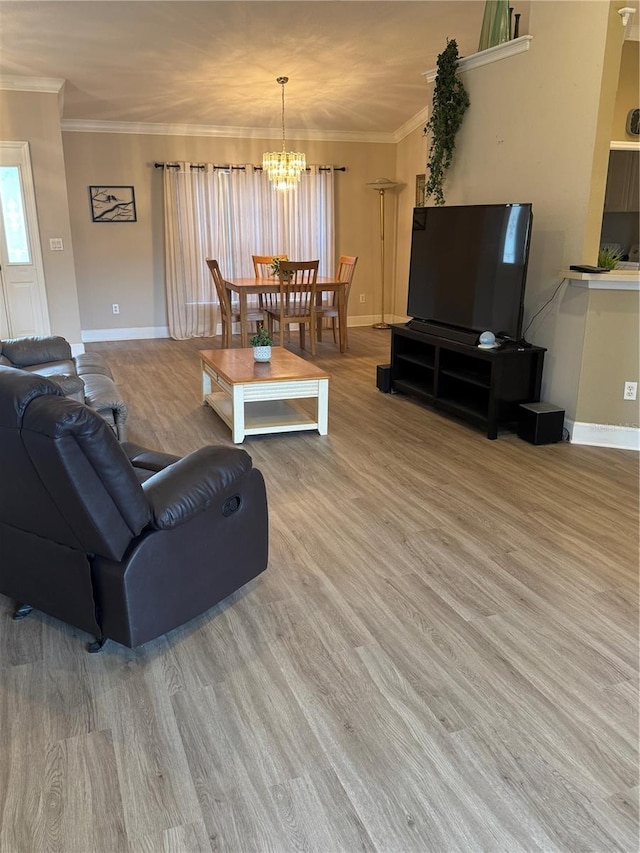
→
(389, 323, 546, 439)
(406, 318, 479, 346)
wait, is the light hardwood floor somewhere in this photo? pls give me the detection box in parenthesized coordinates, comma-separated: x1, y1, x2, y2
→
(1, 328, 638, 853)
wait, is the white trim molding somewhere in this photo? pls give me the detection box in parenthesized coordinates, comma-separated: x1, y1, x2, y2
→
(569, 420, 640, 451)
(611, 140, 640, 151)
(393, 107, 429, 144)
(423, 35, 533, 83)
(563, 270, 640, 291)
(61, 118, 397, 145)
(0, 75, 65, 94)
(82, 326, 170, 342)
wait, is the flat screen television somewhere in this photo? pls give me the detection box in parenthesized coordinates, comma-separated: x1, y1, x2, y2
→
(407, 203, 533, 343)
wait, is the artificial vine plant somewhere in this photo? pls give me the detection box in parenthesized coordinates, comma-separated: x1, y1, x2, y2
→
(423, 39, 470, 206)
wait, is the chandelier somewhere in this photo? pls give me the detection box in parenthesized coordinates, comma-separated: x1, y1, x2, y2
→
(263, 76, 306, 191)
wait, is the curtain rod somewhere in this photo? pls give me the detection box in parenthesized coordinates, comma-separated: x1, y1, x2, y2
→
(154, 162, 345, 172)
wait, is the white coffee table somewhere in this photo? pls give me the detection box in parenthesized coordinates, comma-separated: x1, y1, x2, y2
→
(200, 347, 331, 443)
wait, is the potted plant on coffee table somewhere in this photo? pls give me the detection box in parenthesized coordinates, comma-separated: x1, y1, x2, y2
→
(250, 324, 273, 362)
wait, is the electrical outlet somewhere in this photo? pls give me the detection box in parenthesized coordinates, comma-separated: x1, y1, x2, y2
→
(623, 381, 637, 401)
(112, 303, 120, 315)
(359, 294, 365, 303)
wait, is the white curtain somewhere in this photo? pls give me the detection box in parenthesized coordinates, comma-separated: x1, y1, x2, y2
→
(163, 163, 335, 339)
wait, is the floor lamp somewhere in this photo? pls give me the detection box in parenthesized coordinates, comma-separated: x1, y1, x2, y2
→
(367, 178, 398, 329)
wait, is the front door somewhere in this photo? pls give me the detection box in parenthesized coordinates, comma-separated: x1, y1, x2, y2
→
(0, 141, 50, 338)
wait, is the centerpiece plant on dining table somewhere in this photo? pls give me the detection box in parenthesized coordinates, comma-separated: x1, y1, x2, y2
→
(268, 258, 292, 280)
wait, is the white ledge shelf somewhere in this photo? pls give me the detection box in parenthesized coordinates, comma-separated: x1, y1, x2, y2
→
(423, 36, 533, 83)
(562, 269, 640, 291)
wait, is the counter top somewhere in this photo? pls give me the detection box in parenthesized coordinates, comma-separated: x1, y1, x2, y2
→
(562, 269, 640, 291)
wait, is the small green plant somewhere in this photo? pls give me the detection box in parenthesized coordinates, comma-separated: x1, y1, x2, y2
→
(250, 324, 273, 347)
(269, 258, 292, 280)
(423, 39, 470, 206)
(597, 247, 622, 270)
(268, 258, 283, 276)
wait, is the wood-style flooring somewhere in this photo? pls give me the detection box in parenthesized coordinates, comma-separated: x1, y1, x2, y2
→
(1, 328, 638, 853)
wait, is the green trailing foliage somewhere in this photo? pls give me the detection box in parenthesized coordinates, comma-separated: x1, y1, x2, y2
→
(423, 39, 470, 206)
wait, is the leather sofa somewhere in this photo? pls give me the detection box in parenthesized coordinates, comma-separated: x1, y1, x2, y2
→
(0, 366, 269, 650)
(0, 335, 128, 440)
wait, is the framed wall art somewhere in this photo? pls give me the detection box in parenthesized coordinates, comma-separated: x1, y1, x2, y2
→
(415, 174, 426, 207)
(89, 186, 137, 222)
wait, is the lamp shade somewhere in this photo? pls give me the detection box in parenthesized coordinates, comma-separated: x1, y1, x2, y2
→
(366, 178, 399, 191)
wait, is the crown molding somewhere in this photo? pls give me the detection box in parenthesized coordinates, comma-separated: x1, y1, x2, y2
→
(0, 75, 65, 93)
(60, 118, 398, 144)
(393, 107, 429, 143)
(423, 35, 533, 83)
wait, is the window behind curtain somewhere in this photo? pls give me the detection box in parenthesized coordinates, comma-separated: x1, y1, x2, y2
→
(163, 163, 335, 340)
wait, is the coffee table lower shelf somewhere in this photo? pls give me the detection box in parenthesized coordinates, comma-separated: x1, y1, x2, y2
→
(204, 392, 324, 439)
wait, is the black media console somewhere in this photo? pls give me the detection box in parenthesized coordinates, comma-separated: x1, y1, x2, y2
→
(389, 323, 546, 440)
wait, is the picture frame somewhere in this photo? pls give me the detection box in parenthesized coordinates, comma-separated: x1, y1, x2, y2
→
(89, 185, 137, 222)
(415, 174, 426, 207)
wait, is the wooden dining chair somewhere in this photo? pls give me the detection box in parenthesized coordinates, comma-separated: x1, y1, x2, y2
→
(251, 254, 289, 330)
(263, 260, 320, 355)
(206, 259, 265, 348)
(316, 255, 358, 349)
(252, 254, 288, 278)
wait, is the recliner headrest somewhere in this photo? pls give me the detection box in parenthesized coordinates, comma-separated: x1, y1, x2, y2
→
(0, 365, 64, 429)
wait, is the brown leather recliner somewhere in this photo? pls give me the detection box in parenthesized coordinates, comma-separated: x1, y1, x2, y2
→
(0, 366, 269, 650)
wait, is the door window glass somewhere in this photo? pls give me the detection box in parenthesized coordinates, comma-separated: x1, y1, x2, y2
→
(0, 166, 31, 263)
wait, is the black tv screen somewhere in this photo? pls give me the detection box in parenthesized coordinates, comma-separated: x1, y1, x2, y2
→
(407, 203, 533, 340)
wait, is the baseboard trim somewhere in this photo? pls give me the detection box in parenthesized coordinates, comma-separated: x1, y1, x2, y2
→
(82, 326, 170, 342)
(568, 420, 640, 451)
(348, 314, 408, 327)
(81, 316, 407, 342)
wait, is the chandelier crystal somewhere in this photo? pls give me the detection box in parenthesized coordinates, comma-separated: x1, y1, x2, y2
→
(263, 76, 306, 191)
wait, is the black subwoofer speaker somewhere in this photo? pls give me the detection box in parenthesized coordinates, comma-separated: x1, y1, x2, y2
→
(518, 402, 565, 445)
(376, 364, 392, 393)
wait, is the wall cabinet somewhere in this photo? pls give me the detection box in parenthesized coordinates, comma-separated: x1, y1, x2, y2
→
(604, 150, 639, 213)
(389, 324, 546, 439)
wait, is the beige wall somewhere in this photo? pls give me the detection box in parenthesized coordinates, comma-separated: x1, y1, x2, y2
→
(612, 39, 640, 139)
(576, 5, 639, 429)
(393, 123, 425, 324)
(394, 1, 633, 427)
(578, 289, 640, 427)
(61, 132, 397, 332)
(0, 89, 82, 344)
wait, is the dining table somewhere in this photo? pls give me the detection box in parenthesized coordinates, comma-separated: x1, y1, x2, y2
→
(223, 275, 348, 352)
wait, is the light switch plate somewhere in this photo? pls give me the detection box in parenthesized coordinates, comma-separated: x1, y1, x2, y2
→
(49, 238, 64, 251)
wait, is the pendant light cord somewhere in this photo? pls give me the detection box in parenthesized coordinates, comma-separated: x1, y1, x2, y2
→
(277, 76, 288, 153)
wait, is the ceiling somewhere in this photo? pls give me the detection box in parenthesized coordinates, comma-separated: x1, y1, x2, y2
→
(0, 1, 492, 139)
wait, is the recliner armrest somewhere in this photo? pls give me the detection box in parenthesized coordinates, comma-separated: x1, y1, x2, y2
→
(82, 373, 128, 440)
(47, 373, 85, 402)
(142, 446, 253, 529)
(122, 441, 182, 471)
